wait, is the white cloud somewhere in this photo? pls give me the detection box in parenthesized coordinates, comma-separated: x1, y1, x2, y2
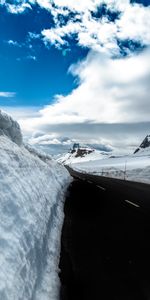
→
(27, 132, 113, 155)
(17, 49, 150, 132)
(29, 133, 60, 145)
(40, 0, 150, 55)
(26, 55, 37, 60)
(7, 40, 22, 47)
(16, 55, 37, 62)
(35, 0, 52, 10)
(6, 2, 32, 14)
(42, 29, 66, 48)
(28, 32, 41, 40)
(2, 0, 150, 153)
(117, 3, 150, 44)
(1, 106, 41, 120)
(0, 92, 16, 98)
(2, 1, 150, 55)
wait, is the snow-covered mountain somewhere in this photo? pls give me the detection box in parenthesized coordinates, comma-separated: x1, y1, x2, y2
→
(57, 145, 109, 164)
(134, 134, 150, 155)
(0, 110, 71, 300)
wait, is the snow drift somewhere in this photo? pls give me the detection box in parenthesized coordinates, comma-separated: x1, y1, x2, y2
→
(0, 110, 71, 300)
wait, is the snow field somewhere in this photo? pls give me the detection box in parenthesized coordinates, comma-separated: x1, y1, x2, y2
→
(71, 154, 150, 184)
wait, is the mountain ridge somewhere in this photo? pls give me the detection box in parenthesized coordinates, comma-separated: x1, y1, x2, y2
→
(134, 135, 150, 154)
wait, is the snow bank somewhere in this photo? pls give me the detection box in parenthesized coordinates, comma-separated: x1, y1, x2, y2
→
(0, 110, 22, 145)
(0, 112, 71, 300)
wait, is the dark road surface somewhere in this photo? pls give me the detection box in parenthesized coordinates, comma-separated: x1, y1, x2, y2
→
(59, 167, 150, 300)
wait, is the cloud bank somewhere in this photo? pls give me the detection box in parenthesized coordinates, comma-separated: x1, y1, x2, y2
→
(19, 49, 150, 127)
(10, 48, 148, 153)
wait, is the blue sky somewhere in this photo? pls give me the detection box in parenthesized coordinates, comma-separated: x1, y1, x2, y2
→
(0, 0, 150, 154)
(0, 4, 88, 107)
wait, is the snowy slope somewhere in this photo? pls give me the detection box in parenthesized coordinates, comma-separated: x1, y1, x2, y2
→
(71, 153, 150, 184)
(0, 111, 71, 300)
(57, 147, 109, 164)
(134, 135, 150, 155)
(135, 147, 150, 156)
(65, 135, 150, 185)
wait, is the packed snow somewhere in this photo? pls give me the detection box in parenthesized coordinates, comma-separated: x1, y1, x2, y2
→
(0, 110, 71, 300)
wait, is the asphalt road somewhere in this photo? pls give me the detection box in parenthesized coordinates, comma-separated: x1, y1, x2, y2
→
(59, 166, 150, 300)
(66, 166, 150, 215)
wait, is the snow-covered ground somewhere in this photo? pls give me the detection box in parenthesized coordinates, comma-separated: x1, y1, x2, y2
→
(0, 110, 71, 300)
(69, 151, 150, 184)
(59, 143, 150, 185)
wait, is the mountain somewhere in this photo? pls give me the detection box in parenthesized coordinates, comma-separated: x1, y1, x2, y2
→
(57, 145, 109, 165)
(134, 135, 150, 154)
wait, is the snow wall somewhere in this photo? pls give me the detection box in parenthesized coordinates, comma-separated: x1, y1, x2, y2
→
(0, 110, 71, 300)
(0, 110, 22, 146)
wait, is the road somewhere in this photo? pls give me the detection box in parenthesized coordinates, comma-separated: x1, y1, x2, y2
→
(59, 166, 150, 300)
(66, 166, 150, 214)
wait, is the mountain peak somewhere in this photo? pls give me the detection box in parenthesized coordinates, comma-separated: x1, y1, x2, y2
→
(134, 134, 150, 154)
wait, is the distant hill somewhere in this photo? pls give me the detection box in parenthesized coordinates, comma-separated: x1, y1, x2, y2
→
(57, 145, 109, 164)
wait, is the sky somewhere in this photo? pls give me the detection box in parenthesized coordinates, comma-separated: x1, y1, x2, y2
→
(0, 0, 150, 155)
